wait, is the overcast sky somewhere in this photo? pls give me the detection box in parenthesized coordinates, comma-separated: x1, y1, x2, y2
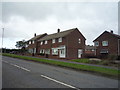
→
(0, 1, 118, 49)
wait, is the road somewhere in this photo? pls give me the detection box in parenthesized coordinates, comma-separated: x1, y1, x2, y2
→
(2, 56, 118, 89)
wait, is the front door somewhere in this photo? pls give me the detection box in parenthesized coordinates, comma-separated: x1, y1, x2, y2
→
(78, 49, 82, 58)
(59, 49, 65, 58)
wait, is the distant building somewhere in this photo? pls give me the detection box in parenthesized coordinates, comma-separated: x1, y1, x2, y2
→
(37, 28, 86, 59)
(85, 45, 96, 58)
(26, 33, 47, 55)
(93, 30, 120, 59)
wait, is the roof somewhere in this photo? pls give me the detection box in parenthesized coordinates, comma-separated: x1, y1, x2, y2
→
(28, 33, 47, 41)
(93, 31, 120, 42)
(38, 28, 79, 41)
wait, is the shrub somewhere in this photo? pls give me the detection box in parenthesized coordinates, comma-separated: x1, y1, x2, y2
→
(107, 55, 118, 60)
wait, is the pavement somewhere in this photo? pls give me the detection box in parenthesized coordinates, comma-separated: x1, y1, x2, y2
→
(2, 56, 118, 88)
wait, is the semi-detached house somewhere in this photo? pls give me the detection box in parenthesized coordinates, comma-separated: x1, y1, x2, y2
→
(26, 33, 47, 55)
(37, 28, 86, 59)
(93, 30, 120, 59)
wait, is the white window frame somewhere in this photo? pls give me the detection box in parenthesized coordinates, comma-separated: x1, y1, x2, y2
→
(29, 41, 31, 44)
(52, 48, 58, 55)
(45, 40, 48, 44)
(58, 37, 62, 42)
(40, 49, 45, 54)
(78, 38, 81, 44)
(40, 41, 43, 45)
(102, 41, 108, 46)
(32, 40, 35, 44)
(52, 39, 55, 44)
(45, 49, 50, 54)
(94, 41, 99, 46)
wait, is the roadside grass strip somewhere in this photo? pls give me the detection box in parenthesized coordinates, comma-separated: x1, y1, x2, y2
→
(2, 53, 120, 77)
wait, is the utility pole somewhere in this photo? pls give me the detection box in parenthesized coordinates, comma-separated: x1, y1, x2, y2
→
(1, 28, 4, 53)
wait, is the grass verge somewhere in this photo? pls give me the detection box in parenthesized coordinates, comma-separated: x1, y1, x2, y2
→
(2, 53, 120, 78)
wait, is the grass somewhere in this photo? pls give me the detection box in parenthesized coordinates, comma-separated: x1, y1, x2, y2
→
(71, 59, 90, 63)
(2, 53, 120, 78)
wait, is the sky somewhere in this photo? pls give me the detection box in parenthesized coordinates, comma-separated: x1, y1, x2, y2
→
(0, 1, 119, 49)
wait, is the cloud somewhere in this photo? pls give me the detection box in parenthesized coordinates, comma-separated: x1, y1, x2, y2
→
(1, 2, 118, 48)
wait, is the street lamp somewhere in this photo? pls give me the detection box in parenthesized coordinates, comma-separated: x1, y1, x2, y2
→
(1, 28, 4, 53)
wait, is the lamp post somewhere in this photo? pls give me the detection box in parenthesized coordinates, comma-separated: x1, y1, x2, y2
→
(1, 28, 4, 53)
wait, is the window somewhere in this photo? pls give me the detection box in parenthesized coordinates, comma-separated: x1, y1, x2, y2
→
(45, 49, 50, 54)
(102, 41, 108, 46)
(78, 38, 81, 44)
(94, 41, 99, 46)
(40, 49, 45, 54)
(32, 40, 35, 44)
(45, 40, 48, 44)
(28, 48, 33, 53)
(58, 37, 62, 42)
(40, 41, 43, 45)
(34, 48, 36, 54)
(52, 39, 55, 43)
(52, 48, 58, 55)
(29, 41, 31, 44)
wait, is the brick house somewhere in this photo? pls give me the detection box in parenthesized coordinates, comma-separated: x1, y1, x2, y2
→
(37, 28, 86, 59)
(93, 30, 120, 58)
(26, 33, 47, 55)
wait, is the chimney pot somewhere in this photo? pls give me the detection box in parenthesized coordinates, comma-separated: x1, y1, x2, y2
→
(110, 30, 113, 33)
(34, 33, 36, 37)
(58, 28, 60, 33)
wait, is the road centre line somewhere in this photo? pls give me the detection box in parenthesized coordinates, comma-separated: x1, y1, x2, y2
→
(2, 60, 9, 63)
(3, 60, 30, 72)
(41, 75, 80, 90)
(3, 60, 79, 89)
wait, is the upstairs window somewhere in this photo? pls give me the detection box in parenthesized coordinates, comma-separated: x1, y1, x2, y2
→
(32, 40, 35, 44)
(58, 37, 62, 42)
(29, 41, 31, 44)
(52, 39, 55, 44)
(78, 38, 81, 44)
(102, 41, 108, 46)
(94, 41, 99, 46)
(40, 41, 43, 45)
(45, 40, 48, 44)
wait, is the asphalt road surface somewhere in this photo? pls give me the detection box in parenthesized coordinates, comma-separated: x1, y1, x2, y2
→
(2, 56, 118, 89)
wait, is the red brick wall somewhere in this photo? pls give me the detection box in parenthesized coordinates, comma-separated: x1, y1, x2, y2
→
(94, 32, 120, 57)
(66, 29, 86, 59)
(37, 29, 86, 59)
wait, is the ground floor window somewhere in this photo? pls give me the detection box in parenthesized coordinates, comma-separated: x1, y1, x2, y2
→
(28, 48, 33, 54)
(52, 48, 58, 55)
(45, 49, 50, 54)
(40, 49, 45, 54)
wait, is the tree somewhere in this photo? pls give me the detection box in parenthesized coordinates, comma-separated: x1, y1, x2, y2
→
(15, 40, 26, 49)
(15, 40, 27, 54)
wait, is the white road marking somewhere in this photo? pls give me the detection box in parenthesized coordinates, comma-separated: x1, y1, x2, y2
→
(20, 67, 31, 72)
(41, 75, 80, 90)
(3, 60, 30, 72)
(2, 60, 9, 63)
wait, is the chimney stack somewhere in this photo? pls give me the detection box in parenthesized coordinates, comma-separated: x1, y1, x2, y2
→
(57, 28, 60, 33)
(110, 30, 113, 33)
(34, 33, 36, 37)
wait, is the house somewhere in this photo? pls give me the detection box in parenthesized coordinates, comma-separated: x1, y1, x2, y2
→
(37, 28, 86, 59)
(26, 33, 47, 55)
(93, 30, 120, 59)
(85, 45, 96, 58)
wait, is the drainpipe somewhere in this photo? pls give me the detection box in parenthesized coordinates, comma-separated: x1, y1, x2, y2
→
(118, 39, 120, 55)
